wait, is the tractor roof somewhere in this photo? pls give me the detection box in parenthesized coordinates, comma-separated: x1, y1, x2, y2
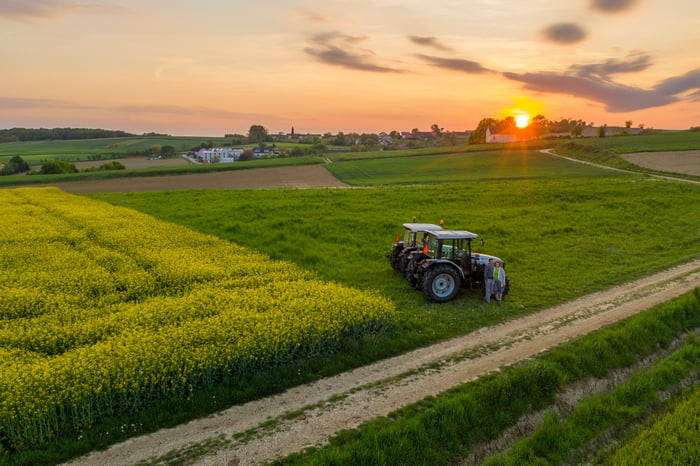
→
(427, 229, 479, 240)
(402, 223, 443, 232)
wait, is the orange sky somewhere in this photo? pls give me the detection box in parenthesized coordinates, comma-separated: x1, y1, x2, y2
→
(1, 0, 699, 135)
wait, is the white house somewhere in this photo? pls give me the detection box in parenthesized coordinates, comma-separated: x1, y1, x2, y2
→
(195, 147, 244, 163)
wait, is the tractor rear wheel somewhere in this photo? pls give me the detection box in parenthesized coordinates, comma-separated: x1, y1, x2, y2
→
(422, 264, 461, 302)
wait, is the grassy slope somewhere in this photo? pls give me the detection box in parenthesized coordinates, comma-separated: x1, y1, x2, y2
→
(325, 149, 609, 185)
(554, 131, 700, 181)
(91, 175, 700, 348)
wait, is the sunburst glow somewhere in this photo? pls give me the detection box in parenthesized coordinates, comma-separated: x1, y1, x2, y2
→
(515, 113, 531, 128)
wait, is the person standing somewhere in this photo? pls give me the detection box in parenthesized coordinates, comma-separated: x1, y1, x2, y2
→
(484, 258, 495, 303)
(493, 261, 507, 302)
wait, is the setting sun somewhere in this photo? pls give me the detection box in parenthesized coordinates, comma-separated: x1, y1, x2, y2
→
(515, 113, 531, 128)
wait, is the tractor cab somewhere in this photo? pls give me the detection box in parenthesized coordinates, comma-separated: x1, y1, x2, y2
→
(387, 223, 442, 271)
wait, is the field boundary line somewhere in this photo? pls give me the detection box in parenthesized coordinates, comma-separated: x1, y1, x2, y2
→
(540, 148, 700, 185)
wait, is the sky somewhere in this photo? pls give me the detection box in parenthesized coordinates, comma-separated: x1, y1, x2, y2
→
(1, 0, 699, 136)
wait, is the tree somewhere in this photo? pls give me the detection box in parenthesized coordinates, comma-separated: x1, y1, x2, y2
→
(239, 149, 255, 161)
(437, 132, 456, 146)
(311, 142, 327, 154)
(332, 133, 347, 146)
(598, 124, 607, 138)
(0, 156, 30, 175)
(469, 118, 495, 144)
(570, 125, 583, 138)
(625, 120, 633, 129)
(247, 125, 269, 144)
(430, 124, 443, 138)
(38, 160, 78, 174)
(160, 145, 177, 158)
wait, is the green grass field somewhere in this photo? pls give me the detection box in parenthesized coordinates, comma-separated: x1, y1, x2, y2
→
(0, 136, 230, 163)
(92, 175, 700, 344)
(4, 130, 700, 464)
(0, 136, 320, 165)
(325, 149, 615, 185)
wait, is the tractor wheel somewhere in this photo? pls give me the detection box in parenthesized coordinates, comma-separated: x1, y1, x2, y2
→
(397, 250, 410, 273)
(389, 247, 401, 270)
(422, 264, 461, 302)
(404, 253, 426, 289)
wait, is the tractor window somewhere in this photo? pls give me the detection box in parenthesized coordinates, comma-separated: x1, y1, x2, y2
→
(403, 230, 415, 246)
(427, 236, 440, 257)
(453, 239, 469, 260)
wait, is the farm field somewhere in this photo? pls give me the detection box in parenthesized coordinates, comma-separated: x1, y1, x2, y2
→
(324, 149, 613, 185)
(0, 136, 232, 164)
(0, 188, 393, 460)
(621, 150, 700, 176)
(14, 165, 348, 193)
(3, 133, 700, 464)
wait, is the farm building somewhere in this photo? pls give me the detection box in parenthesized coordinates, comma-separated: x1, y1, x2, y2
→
(485, 125, 538, 143)
(195, 147, 243, 163)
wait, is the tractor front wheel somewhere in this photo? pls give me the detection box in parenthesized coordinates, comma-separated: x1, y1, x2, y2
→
(422, 264, 461, 302)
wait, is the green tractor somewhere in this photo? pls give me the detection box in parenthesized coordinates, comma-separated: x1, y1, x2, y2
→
(387, 223, 443, 273)
(405, 229, 509, 302)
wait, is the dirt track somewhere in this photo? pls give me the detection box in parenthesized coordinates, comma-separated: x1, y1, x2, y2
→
(66, 258, 700, 466)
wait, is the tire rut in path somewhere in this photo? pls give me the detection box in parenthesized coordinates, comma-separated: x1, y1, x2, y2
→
(65, 259, 700, 466)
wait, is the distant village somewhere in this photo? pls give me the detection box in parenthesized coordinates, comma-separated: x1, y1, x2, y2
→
(191, 118, 646, 165)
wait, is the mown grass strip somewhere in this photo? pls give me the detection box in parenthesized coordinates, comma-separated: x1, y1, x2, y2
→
(482, 334, 700, 465)
(273, 289, 700, 465)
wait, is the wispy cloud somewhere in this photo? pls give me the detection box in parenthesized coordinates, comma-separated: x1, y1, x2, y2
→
(503, 71, 676, 112)
(416, 54, 492, 74)
(653, 69, 700, 96)
(408, 36, 453, 52)
(0, 0, 130, 22)
(0, 98, 286, 123)
(0, 97, 97, 110)
(295, 6, 329, 24)
(113, 104, 285, 122)
(504, 53, 700, 113)
(571, 53, 652, 77)
(590, 0, 639, 13)
(541, 22, 587, 44)
(304, 31, 403, 73)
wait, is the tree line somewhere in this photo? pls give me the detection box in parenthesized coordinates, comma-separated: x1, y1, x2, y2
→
(0, 128, 138, 143)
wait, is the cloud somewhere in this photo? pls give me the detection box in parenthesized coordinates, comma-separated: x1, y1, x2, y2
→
(590, 0, 639, 13)
(416, 54, 492, 74)
(503, 71, 677, 112)
(570, 53, 653, 77)
(112, 104, 283, 122)
(408, 36, 453, 52)
(541, 22, 587, 44)
(304, 31, 403, 73)
(0, 0, 129, 22)
(504, 52, 700, 112)
(295, 6, 329, 23)
(0, 97, 97, 110)
(0, 98, 285, 123)
(654, 69, 700, 96)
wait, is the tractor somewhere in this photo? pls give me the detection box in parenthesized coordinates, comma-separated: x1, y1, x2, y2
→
(404, 229, 509, 302)
(387, 223, 442, 273)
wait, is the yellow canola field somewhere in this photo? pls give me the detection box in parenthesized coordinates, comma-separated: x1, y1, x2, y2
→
(0, 188, 395, 450)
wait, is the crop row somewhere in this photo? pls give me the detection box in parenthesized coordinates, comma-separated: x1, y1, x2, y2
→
(0, 188, 395, 450)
